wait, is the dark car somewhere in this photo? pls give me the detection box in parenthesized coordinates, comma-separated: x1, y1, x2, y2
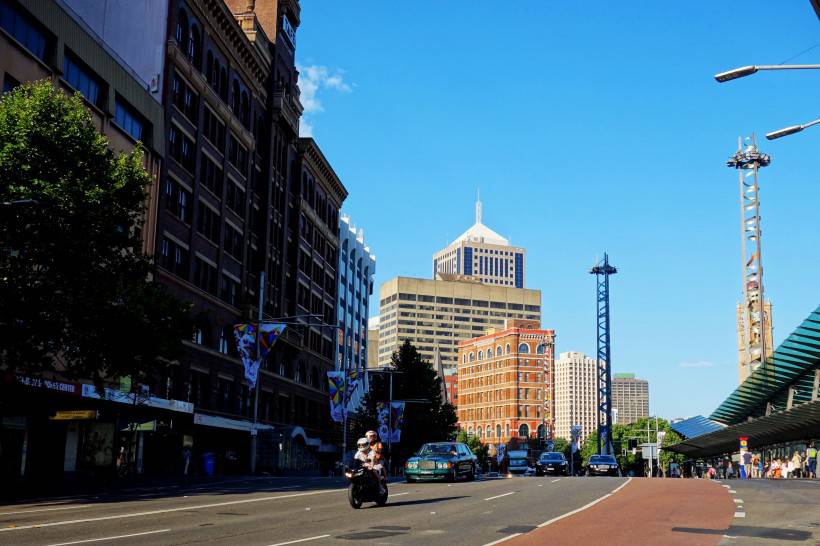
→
(585, 454, 620, 476)
(536, 452, 568, 476)
(404, 442, 477, 482)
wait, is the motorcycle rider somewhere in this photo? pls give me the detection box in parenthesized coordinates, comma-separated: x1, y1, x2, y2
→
(353, 437, 370, 469)
(365, 430, 386, 494)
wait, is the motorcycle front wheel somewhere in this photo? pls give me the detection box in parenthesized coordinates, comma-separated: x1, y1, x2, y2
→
(348, 484, 363, 509)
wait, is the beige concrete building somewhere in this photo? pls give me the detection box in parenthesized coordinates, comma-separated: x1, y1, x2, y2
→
(377, 276, 541, 370)
(554, 351, 598, 443)
(611, 373, 649, 425)
(432, 196, 525, 288)
(367, 316, 380, 369)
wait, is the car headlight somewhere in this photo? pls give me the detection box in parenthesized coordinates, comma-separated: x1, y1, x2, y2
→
(406, 461, 418, 469)
(436, 461, 452, 469)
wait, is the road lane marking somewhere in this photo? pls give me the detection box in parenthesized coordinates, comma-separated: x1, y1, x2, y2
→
(722, 485, 730, 488)
(484, 492, 516, 501)
(0, 488, 342, 533)
(733, 498, 743, 504)
(728, 489, 737, 493)
(267, 534, 330, 546)
(482, 533, 522, 546)
(538, 477, 632, 528)
(734, 512, 745, 518)
(46, 529, 171, 545)
(392, 492, 410, 497)
(551, 479, 561, 483)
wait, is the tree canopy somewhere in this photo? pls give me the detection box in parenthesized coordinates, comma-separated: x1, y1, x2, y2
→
(578, 417, 684, 475)
(356, 340, 458, 464)
(0, 81, 191, 388)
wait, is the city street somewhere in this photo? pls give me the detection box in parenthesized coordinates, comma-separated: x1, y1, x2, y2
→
(0, 475, 791, 546)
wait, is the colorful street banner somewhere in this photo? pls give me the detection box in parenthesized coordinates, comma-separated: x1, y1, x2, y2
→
(496, 443, 506, 465)
(377, 401, 406, 443)
(327, 370, 368, 423)
(233, 323, 286, 388)
(328, 371, 345, 423)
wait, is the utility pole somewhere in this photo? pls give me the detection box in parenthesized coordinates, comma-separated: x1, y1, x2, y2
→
(590, 254, 617, 455)
(249, 272, 264, 474)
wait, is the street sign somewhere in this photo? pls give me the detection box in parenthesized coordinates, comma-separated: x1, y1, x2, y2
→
(50, 410, 97, 420)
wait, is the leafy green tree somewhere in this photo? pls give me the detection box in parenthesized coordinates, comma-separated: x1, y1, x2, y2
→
(0, 81, 191, 388)
(456, 430, 489, 470)
(578, 418, 684, 476)
(552, 437, 570, 458)
(357, 340, 458, 466)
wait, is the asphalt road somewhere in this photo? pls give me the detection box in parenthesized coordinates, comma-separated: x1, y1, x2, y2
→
(0, 475, 627, 546)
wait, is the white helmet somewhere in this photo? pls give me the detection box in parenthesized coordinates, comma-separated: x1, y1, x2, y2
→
(356, 438, 369, 450)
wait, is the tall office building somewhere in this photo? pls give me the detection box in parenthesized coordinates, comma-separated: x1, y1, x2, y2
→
(611, 373, 649, 425)
(335, 214, 376, 371)
(432, 196, 525, 288)
(554, 351, 598, 443)
(457, 320, 555, 444)
(378, 277, 541, 370)
(366, 317, 380, 369)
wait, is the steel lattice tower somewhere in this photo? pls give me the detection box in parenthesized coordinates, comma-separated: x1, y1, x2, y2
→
(590, 253, 617, 455)
(727, 135, 771, 384)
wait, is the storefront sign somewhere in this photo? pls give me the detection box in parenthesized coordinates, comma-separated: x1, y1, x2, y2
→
(739, 436, 748, 450)
(81, 384, 193, 414)
(50, 410, 97, 420)
(16, 375, 80, 395)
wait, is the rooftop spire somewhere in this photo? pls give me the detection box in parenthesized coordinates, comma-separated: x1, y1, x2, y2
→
(476, 188, 482, 224)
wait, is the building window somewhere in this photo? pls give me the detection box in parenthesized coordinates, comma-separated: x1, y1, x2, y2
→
(224, 223, 243, 260)
(518, 343, 530, 354)
(519, 423, 529, 437)
(201, 154, 223, 198)
(188, 24, 201, 67)
(225, 180, 245, 215)
(172, 74, 199, 123)
(228, 133, 247, 173)
(220, 274, 240, 306)
(203, 107, 226, 149)
(505, 344, 511, 354)
(218, 329, 229, 354)
(63, 52, 101, 106)
(160, 236, 189, 277)
(196, 201, 220, 243)
(169, 125, 195, 172)
(193, 256, 217, 294)
(163, 178, 192, 224)
(114, 98, 144, 141)
(0, 0, 47, 59)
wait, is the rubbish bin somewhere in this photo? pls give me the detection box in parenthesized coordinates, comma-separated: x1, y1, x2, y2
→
(203, 452, 216, 477)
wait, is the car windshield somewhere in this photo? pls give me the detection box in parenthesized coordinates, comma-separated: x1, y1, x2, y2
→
(589, 455, 616, 464)
(418, 444, 457, 456)
(541, 453, 564, 461)
(509, 459, 528, 466)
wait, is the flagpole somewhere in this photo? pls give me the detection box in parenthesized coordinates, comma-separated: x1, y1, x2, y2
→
(250, 271, 264, 474)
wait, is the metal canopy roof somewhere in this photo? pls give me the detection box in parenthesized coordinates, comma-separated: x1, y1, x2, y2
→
(670, 415, 725, 440)
(668, 399, 820, 458)
(710, 306, 820, 425)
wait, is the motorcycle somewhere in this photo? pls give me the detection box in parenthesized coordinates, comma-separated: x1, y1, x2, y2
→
(345, 466, 388, 508)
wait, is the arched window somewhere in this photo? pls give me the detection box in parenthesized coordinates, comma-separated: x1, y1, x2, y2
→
(231, 80, 240, 114)
(487, 347, 493, 358)
(496, 424, 502, 438)
(468, 426, 473, 435)
(219, 68, 227, 101)
(536, 344, 546, 355)
(477, 426, 482, 438)
(469, 352, 475, 362)
(537, 424, 546, 439)
(188, 24, 201, 67)
(175, 9, 189, 46)
(462, 354, 466, 364)
(240, 91, 250, 127)
(518, 343, 530, 354)
(218, 328, 229, 354)
(192, 327, 203, 345)
(497, 346, 503, 356)
(206, 51, 213, 84)
(506, 423, 510, 438)
(309, 367, 319, 388)
(297, 360, 306, 383)
(518, 423, 529, 437)
(486, 425, 492, 438)
(477, 350, 483, 361)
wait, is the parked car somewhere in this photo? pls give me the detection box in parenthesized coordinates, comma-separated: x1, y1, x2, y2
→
(507, 449, 531, 476)
(536, 452, 568, 476)
(404, 442, 477, 482)
(585, 454, 620, 476)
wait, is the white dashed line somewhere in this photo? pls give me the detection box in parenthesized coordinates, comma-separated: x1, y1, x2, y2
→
(46, 529, 171, 545)
(733, 498, 743, 504)
(267, 535, 330, 546)
(484, 492, 516, 501)
(734, 512, 746, 518)
(728, 489, 737, 493)
(551, 479, 561, 483)
(482, 533, 522, 546)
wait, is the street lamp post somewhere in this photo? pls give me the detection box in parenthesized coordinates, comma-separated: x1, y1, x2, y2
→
(714, 64, 820, 82)
(766, 117, 820, 140)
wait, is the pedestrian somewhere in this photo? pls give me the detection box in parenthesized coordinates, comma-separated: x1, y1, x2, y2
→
(807, 444, 818, 479)
(742, 451, 752, 479)
(792, 451, 802, 479)
(783, 457, 792, 479)
(752, 453, 760, 479)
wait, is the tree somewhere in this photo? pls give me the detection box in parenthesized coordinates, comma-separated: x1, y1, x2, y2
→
(0, 81, 191, 388)
(357, 340, 458, 466)
(456, 430, 489, 470)
(552, 437, 570, 458)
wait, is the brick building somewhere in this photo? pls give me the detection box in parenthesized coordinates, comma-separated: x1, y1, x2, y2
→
(457, 320, 555, 445)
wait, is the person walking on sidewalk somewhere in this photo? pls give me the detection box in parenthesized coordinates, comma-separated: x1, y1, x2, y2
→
(807, 444, 818, 479)
(742, 451, 752, 479)
(792, 451, 802, 479)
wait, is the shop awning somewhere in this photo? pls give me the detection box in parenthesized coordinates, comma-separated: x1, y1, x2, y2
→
(667, 399, 820, 458)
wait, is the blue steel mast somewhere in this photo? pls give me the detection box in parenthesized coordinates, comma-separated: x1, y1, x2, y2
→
(591, 253, 617, 455)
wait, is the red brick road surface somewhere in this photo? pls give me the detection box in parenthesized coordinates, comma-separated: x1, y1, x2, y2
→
(511, 478, 736, 546)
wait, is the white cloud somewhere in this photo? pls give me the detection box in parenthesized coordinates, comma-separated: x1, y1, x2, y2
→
(296, 64, 351, 137)
(679, 361, 716, 369)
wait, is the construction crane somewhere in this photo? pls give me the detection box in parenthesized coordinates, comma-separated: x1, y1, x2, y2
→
(727, 135, 773, 385)
(590, 253, 617, 455)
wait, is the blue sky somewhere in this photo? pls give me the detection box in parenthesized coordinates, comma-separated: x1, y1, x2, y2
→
(295, 2, 820, 419)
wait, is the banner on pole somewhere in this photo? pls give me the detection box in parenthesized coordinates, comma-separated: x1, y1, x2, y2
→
(328, 371, 345, 423)
(376, 401, 405, 443)
(233, 323, 286, 388)
(327, 370, 368, 423)
(496, 443, 506, 464)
